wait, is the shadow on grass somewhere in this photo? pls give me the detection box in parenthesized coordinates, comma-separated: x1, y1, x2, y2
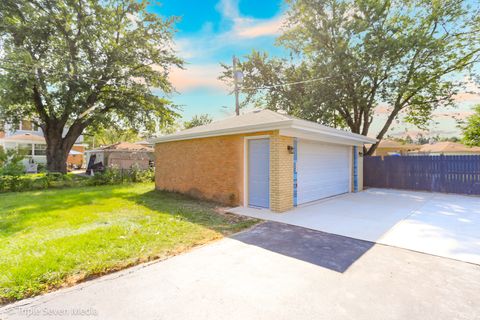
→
(0, 185, 257, 238)
(231, 221, 374, 273)
(129, 190, 258, 236)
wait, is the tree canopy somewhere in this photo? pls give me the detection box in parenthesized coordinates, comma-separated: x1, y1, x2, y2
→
(184, 114, 213, 129)
(0, 0, 182, 172)
(220, 0, 480, 155)
(462, 104, 480, 146)
(84, 127, 141, 148)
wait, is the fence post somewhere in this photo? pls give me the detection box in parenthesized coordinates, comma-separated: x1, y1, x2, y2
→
(439, 155, 445, 193)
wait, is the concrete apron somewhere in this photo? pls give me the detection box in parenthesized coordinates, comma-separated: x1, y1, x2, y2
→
(229, 188, 480, 265)
(1, 222, 479, 320)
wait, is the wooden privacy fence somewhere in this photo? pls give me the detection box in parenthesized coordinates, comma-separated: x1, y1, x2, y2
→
(364, 155, 480, 195)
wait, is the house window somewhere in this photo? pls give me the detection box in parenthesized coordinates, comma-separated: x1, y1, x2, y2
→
(18, 143, 33, 156)
(34, 144, 47, 156)
(4, 142, 16, 150)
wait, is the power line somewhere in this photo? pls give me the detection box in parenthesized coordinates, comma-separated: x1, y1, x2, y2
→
(1, 57, 345, 93)
(240, 75, 336, 91)
(1, 57, 339, 94)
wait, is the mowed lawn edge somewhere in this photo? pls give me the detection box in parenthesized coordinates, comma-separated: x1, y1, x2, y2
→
(0, 183, 259, 304)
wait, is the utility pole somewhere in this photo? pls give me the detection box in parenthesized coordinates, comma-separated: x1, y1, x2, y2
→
(233, 55, 240, 116)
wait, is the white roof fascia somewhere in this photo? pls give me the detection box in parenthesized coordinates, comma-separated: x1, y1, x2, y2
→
(85, 149, 150, 153)
(153, 120, 293, 143)
(0, 138, 46, 144)
(153, 118, 376, 145)
(289, 120, 377, 144)
(279, 129, 366, 146)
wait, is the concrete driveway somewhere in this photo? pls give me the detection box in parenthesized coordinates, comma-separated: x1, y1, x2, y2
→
(230, 189, 480, 264)
(1, 222, 479, 320)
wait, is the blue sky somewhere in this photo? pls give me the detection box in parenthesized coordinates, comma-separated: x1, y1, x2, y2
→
(148, 0, 286, 118)
(148, 0, 480, 138)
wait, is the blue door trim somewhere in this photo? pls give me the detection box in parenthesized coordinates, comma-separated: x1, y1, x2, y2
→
(293, 138, 298, 206)
(353, 146, 359, 192)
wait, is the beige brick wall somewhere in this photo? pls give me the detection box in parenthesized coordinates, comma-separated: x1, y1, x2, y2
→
(155, 131, 274, 206)
(269, 132, 294, 212)
(155, 131, 362, 210)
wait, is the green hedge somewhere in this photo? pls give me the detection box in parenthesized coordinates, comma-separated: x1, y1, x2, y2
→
(0, 168, 155, 193)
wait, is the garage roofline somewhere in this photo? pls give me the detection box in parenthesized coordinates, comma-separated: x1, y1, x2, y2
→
(152, 110, 377, 145)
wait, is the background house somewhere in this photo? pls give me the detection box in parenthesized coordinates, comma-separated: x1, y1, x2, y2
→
(134, 140, 153, 148)
(85, 142, 154, 171)
(411, 141, 480, 155)
(0, 134, 47, 171)
(368, 140, 421, 156)
(0, 120, 86, 171)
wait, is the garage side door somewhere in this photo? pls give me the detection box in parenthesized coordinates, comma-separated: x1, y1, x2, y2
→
(248, 138, 270, 208)
(297, 140, 350, 204)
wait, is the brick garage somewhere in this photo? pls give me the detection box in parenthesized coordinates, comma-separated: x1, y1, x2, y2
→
(67, 145, 86, 168)
(154, 110, 375, 212)
(86, 142, 154, 171)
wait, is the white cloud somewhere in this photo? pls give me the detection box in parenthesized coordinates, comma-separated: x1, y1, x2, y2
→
(169, 64, 228, 92)
(453, 92, 480, 103)
(233, 15, 284, 39)
(173, 0, 284, 59)
(216, 0, 240, 20)
(215, 0, 284, 39)
(169, 0, 285, 92)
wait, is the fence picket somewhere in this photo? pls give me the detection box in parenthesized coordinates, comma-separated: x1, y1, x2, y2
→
(364, 155, 480, 195)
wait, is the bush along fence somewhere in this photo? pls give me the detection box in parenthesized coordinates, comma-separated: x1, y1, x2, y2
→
(0, 167, 155, 193)
(364, 155, 480, 195)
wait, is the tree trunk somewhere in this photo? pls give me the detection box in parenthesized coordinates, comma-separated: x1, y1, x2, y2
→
(365, 106, 402, 156)
(365, 141, 380, 157)
(45, 134, 69, 173)
(43, 123, 83, 174)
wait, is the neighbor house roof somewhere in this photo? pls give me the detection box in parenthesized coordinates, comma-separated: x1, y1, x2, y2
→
(134, 140, 153, 146)
(153, 110, 376, 145)
(367, 140, 421, 149)
(417, 142, 480, 153)
(86, 142, 153, 153)
(0, 133, 46, 143)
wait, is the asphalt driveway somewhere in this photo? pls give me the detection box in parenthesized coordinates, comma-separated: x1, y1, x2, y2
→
(231, 189, 480, 264)
(1, 222, 479, 320)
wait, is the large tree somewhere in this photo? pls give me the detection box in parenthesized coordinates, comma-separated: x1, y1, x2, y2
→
(220, 0, 480, 155)
(462, 104, 480, 146)
(0, 0, 181, 172)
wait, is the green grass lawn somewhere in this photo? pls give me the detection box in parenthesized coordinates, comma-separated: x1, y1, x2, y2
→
(0, 183, 257, 304)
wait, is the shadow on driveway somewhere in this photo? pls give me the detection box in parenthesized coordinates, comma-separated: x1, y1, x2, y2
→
(231, 221, 374, 273)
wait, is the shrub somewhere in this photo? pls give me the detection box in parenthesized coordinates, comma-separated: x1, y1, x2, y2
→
(128, 164, 155, 183)
(0, 167, 154, 193)
(88, 166, 154, 186)
(0, 148, 25, 176)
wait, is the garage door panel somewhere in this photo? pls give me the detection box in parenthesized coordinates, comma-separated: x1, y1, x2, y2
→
(297, 140, 350, 204)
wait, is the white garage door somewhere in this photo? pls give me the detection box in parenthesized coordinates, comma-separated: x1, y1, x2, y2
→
(297, 140, 351, 204)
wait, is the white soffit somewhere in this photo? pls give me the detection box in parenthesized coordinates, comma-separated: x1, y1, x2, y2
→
(153, 110, 376, 145)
